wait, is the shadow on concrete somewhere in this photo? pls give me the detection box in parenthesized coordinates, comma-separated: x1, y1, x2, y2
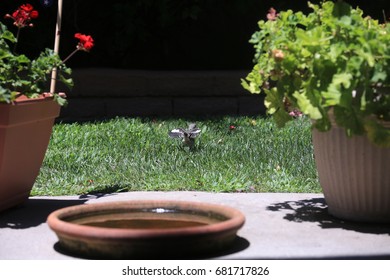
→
(0, 198, 88, 229)
(266, 197, 390, 235)
(77, 184, 128, 200)
(53, 235, 250, 260)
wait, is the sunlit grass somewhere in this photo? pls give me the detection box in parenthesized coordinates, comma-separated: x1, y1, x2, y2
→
(33, 116, 321, 196)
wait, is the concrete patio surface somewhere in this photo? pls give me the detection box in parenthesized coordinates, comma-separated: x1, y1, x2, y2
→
(1, 191, 390, 260)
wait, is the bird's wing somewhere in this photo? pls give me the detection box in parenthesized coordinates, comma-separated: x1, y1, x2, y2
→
(168, 128, 184, 138)
(189, 128, 202, 138)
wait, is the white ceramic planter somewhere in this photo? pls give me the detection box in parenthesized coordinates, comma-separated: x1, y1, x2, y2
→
(312, 125, 390, 223)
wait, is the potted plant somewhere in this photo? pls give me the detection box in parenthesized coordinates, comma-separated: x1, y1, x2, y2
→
(0, 2, 93, 212)
(242, 1, 390, 222)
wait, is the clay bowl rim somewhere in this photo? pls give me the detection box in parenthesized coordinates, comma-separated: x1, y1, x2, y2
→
(47, 200, 246, 240)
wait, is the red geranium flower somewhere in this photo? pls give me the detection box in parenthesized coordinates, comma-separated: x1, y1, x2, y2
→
(20, 4, 34, 12)
(62, 33, 95, 63)
(75, 33, 94, 52)
(6, 3, 38, 28)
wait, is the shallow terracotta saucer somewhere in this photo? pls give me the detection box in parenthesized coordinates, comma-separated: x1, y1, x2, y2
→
(47, 200, 245, 259)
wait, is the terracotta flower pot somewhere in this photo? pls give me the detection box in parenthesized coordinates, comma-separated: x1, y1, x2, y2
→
(312, 124, 390, 223)
(0, 94, 61, 212)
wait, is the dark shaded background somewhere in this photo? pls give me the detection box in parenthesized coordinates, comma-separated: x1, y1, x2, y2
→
(1, 0, 389, 70)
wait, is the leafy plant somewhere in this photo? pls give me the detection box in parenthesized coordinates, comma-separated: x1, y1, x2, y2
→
(242, 1, 390, 147)
(0, 3, 94, 105)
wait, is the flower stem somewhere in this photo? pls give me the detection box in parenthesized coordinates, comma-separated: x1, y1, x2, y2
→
(62, 48, 79, 64)
(13, 27, 21, 53)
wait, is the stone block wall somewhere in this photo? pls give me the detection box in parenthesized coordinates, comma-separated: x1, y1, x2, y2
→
(58, 68, 265, 121)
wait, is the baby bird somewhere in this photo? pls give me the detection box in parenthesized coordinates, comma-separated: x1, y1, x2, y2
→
(168, 123, 201, 148)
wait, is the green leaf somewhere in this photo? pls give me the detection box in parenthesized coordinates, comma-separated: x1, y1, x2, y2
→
(264, 88, 281, 115)
(273, 109, 292, 128)
(332, 1, 352, 18)
(371, 71, 387, 83)
(313, 113, 331, 132)
(63, 77, 74, 88)
(54, 94, 68, 107)
(323, 73, 353, 106)
(1, 30, 16, 43)
(263, 87, 292, 127)
(333, 106, 364, 136)
(241, 79, 260, 94)
(295, 28, 322, 46)
(293, 91, 322, 119)
(0, 86, 11, 103)
(364, 119, 390, 147)
(356, 50, 375, 67)
(16, 55, 31, 64)
(323, 84, 341, 106)
(0, 49, 13, 60)
(333, 73, 352, 89)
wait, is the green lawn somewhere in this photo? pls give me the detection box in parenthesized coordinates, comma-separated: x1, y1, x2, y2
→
(33, 116, 321, 196)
